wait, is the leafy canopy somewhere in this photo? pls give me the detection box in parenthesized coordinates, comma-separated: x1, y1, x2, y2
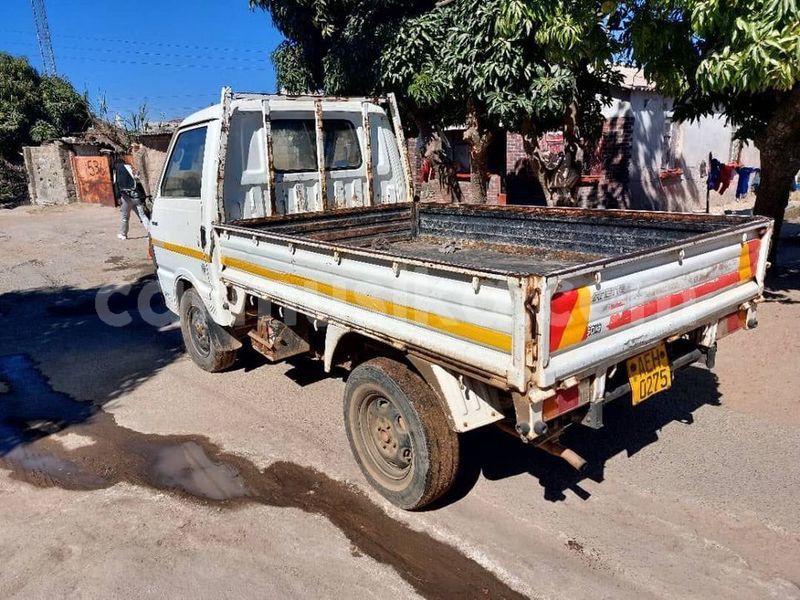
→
(256, 0, 618, 144)
(381, 0, 618, 141)
(623, 0, 800, 140)
(0, 52, 91, 161)
(253, 0, 430, 95)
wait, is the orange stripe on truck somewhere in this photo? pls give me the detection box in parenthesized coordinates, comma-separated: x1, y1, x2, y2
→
(549, 286, 591, 352)
(738, 238, 760, 282)
(151, 238, 210, 262)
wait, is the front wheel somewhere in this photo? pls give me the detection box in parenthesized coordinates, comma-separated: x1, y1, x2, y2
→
(344, 357, 459, 510)
(179, 288, 237, 372)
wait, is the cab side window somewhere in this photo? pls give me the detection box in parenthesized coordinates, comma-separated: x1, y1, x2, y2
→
(271, 119, 361, 173)
(161, 126, 207, 198)
(272, 121, 317, 173)
(324, 120, 361, 170)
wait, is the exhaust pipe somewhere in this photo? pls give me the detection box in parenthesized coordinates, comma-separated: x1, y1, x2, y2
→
(495, 421, 589, 473)
(538, 439, 588, 473)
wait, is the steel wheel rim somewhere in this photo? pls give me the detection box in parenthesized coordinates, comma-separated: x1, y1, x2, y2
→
(356, 392, 414, 488)
(188, 306, 211, 357)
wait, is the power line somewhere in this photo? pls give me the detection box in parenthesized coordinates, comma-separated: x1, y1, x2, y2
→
(56, 54, 269, 71)
(2, 28, 274, 54)
(2, 42, 271, 71)
(100, 93, 217, 100)
(2, 40, 269, 64)
(55, 44, 269, 63)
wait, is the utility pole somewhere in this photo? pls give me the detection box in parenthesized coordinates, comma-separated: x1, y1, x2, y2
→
(30, 0, 57, 75)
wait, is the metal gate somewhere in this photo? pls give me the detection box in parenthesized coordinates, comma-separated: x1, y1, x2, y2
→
(72, 155, 115, 206)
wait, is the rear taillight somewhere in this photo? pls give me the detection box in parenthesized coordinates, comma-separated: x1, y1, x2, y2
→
(542, 385, 580, 421)
(716, 310, 746, 340)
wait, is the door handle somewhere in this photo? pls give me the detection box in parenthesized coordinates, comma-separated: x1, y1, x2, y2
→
(200, 226, 207, 248)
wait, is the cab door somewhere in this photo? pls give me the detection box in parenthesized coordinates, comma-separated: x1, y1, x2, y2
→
(150, 123, 213, 311)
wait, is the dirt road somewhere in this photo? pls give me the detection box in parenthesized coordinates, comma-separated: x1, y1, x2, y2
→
(1, 204, 799, 599)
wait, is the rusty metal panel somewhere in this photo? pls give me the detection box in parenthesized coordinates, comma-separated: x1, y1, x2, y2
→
(216, 86, 233, 222)
(361, 102, 374, 206)
(387, 93, 414, 202)
(260, 98, 277, 215)
(314, 98, 328, 211)
(72, 155, 115, 206)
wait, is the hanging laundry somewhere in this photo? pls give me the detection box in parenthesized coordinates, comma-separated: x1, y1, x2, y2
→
(736, 167, 759, 199)
(707, 158, 721, 190)
(718, 163, 736, 194)
(421, 158, 432, 182)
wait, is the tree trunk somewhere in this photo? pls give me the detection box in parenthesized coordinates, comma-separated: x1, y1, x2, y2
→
(413, 115, 461, 203)
(521, 118, 553, 205)
(753, 155, 799, 265)
(463, 99, 492, 203)
(752, 84, 800, 266)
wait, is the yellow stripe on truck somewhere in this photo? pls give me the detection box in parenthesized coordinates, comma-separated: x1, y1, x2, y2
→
(221, 255, 513, 353)
(151, 239, 210, 262)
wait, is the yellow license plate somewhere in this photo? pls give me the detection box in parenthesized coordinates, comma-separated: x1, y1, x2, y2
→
(626, 343, 672, 405)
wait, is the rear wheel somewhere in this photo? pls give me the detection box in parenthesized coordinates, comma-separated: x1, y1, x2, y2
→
(344, 357, 459, 510)
(179, 288, 236, 372)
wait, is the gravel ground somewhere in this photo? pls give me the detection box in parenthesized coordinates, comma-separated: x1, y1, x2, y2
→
(0, 203, 799, 600)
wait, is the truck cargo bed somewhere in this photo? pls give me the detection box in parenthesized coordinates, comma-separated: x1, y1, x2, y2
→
(219, 202, 770, 391)
(230, 203, 759, 276)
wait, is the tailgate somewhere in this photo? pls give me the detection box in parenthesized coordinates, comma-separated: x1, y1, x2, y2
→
(536, 219, 771, 387)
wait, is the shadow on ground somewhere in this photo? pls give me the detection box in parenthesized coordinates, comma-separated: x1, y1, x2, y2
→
(434, 365, 722, 507)
(764, 266, 800, 303)
(0, 275, 183, 454)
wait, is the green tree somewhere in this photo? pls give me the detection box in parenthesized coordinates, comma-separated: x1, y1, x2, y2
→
(0, 52, 91, 205)
(253, 0, 617, 203)
(257, 0, 429, 95)
(0, 53, 91, 161)
(0, 53, 40, 162)
(383, 0, 618, 201)
(622, 0, 800, 260)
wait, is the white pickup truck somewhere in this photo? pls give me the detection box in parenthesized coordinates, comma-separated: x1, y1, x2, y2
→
(150, 88, 772, 509)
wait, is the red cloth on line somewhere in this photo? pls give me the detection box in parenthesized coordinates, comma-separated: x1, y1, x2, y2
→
(718, 163, 735, 194)
(421, 158, 432, 182)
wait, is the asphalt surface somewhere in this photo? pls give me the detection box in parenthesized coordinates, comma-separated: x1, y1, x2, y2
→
(1, 203, 799, 599)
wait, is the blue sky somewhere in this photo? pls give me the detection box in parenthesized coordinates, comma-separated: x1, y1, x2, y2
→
(0, 0, 281, 120)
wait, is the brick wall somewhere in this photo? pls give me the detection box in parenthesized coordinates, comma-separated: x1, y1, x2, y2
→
(407, 136, 503, 204)
(131, 132, 173, 197)
(506, 133, 527, 174)
(595, 116, 634, 208)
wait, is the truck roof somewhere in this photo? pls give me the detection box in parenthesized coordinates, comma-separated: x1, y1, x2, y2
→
(180, 104, 222, 128)
(179, 90, 391, 129)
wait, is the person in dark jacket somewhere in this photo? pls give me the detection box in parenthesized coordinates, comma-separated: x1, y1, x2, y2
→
(113, 157, 150, 240)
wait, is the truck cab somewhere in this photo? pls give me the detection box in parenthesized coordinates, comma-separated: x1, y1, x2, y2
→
(150, 90, 410, 320)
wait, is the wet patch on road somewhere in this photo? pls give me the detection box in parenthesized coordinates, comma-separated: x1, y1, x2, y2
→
(0, 354, 526, 600)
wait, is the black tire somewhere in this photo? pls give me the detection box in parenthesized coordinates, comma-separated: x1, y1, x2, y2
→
(179, 288, 237, 372)
(344, 357, 459, 510)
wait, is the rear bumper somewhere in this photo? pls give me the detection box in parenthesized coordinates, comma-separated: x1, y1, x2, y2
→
(580, 339, 707, 429)
(605, 340, 703, 403)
